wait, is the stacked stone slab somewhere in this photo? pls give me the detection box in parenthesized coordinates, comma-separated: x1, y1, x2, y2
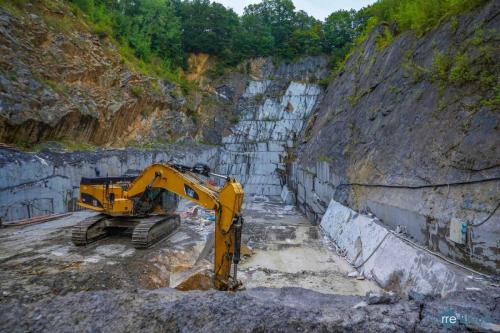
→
(218, 81, 321, 196)
(320, 199, 483, 296)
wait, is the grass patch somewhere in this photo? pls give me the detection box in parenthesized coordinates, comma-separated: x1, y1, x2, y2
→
(317, 155, 332, 163)
(431, 51, 452, 83)
(130, 86, 144, 98)
(481, 85, 500, 109)
(375, 26, 394, 51)
(57, 139, 95, 151)
(0, 0, 27, 17)
(254, 93, 264, 104)
(150, 80, 162, 95)
(43, 13, 77, 33)
(24, 139, 96, 152)
(448, 54, 471, 85)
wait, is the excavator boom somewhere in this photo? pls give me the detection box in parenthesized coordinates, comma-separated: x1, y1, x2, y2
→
(74, 163, 244, 290)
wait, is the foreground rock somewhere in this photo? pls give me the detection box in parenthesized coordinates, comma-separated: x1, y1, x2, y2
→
(1, 287, 498, 332)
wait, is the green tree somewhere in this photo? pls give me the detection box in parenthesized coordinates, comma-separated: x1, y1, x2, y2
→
(289, 23, 323, 57)
(234, 13, 274, 59)
(294, 10, 318, 29)
(174, 0, 239, 58)
(113, 0, 183, 66)
(243, 0, 296, 59)
(323, 10, 357, 52)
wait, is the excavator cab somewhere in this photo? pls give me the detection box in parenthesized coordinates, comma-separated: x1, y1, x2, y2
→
(73, 163, 244, 290)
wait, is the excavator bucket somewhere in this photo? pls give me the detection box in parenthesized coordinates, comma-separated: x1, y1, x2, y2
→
(170, 241, 253, 291)
(171, 260, 214, 291)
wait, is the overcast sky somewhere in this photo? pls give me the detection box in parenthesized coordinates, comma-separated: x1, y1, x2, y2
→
(215, 0, 376, 20)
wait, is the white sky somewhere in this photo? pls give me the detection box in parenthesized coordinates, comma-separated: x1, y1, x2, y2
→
(215, 0, 377, 20)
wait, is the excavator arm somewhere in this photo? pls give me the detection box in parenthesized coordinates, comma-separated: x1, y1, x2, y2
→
(125, 163, 245, 290)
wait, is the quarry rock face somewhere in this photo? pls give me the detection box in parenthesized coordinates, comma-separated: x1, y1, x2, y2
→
(0, 1, 497, 274)
(289, 1, 500, 273)
(245, 56, 329, 81)
(218, 79, 322, 195)
(0, 146, 219, 221)
(206, 55, 327, 196)
(0, 4, 208, 146)
(320, 200, 482, 297)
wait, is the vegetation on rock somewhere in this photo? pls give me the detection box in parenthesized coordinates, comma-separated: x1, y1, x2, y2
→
(8, 0, 471, 93)
(2, 0, 488, 82)
(367, 0, 487, 36)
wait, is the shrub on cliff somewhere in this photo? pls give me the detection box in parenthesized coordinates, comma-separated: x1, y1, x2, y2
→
(367, 0, 487, 35)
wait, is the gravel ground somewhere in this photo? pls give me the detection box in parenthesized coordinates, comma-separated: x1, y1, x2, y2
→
(1, 286, 498, 332)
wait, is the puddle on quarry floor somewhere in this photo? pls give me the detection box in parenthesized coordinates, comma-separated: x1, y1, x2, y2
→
(239, 196, 380, 295)
(0, 196, 379, 302)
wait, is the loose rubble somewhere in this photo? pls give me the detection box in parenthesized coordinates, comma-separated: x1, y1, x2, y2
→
(1, 287, 498, 333)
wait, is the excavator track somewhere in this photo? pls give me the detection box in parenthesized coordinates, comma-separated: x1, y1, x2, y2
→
(132, 215, 181, 249)
(71, 214, 108, 246)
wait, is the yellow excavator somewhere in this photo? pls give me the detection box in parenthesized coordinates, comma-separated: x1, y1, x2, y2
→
(72, 162, 244, 290)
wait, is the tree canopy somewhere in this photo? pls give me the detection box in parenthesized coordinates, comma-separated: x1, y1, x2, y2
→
(69, 0, 485, 75)
(70, 0, 367, 69)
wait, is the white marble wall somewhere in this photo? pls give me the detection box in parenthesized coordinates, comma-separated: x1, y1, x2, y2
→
(218, 81, 321, 196)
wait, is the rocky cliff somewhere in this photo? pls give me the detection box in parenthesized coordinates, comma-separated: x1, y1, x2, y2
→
(0, 1, 241, 147)
(289, 1, 499, 273)
(0, 55, 328, 221)
(0, 1, 329, 149)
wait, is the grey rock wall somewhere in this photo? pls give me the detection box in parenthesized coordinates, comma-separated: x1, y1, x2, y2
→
(253, 56, 329, 81)
(289, 2, 500, 273)
(0, 55, 329, 219)
(0, 146, 219, 222)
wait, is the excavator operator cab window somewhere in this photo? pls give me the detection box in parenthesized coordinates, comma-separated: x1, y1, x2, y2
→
(184, 185, 199, 200)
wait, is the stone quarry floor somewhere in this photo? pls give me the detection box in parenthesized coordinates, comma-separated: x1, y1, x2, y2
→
(0, 196, 377, 303)
(0, 210, 211, 302)
(240, 195, 379, 295)
(0, 196, 498, 332)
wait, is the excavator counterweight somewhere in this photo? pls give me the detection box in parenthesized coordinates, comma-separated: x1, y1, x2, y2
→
(72, 163, 244, 290)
